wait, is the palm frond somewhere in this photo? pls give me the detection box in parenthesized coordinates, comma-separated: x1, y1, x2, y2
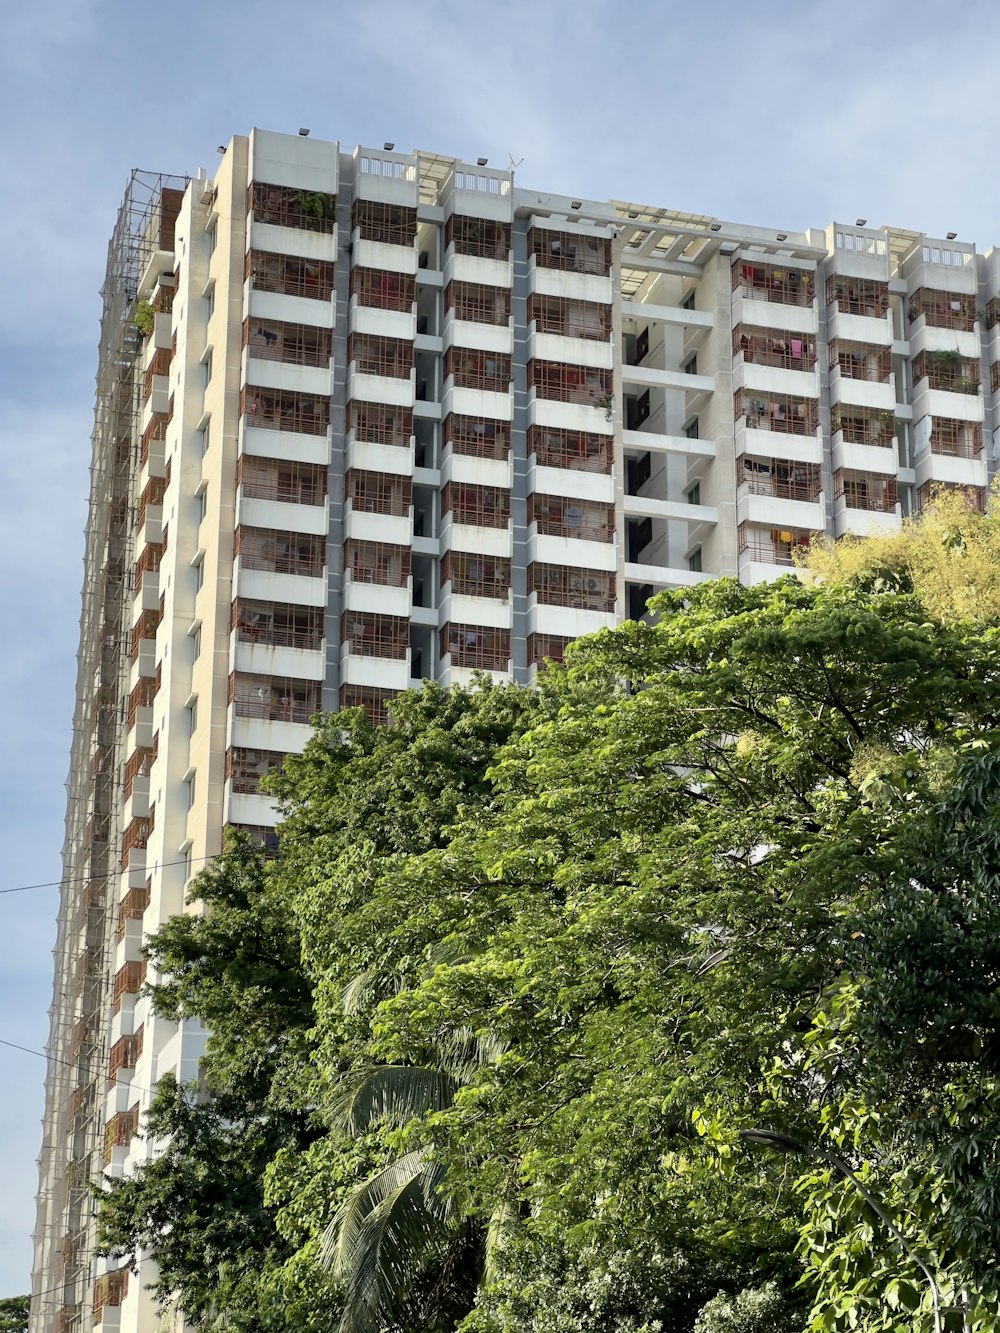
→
(321, 1151, 452, 1333)
(328, 1065, 456, 1136)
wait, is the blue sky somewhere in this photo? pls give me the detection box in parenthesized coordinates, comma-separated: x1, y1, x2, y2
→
(3, 0, 1000, 1298)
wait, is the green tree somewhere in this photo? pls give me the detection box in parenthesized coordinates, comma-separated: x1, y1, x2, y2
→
(0, 1297, 29, 1333)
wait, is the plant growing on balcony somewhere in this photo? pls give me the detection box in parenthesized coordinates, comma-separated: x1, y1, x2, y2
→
(134, 300, 155, 337)
(295, 191, 335, 221)
(596, 392, 615, 421)
(926, 348, 962, 368)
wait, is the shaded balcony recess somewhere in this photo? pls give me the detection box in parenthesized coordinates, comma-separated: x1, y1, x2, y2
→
(826, 275, 889, 318)
(440, 551, 511, 598)
(528, 293, 612, 340)
(738, 523, 811, 566)
(831, 407, 896, 446)
(234, 526, 326, 577)
(249, 182, 336, 233)
(926, 418, 983, 459)
(445, 215, 511, 260)
(446, 280, 511, 326)
(347, 469, 412, 516)
(231, 598, 325, 650)
(529, 562, 615, 613)
(352, 198, 417, 247)
(441, 481, 510, 528)
(908, 287, 976, 332)
(828, 340, 892, 382)
(734, 391, 819, 435)
(351, 267, 416, 312)
(339, 683, 399, 726)
(237, 455, 327, 505)
(528, 633, 573, 666)
(348, 333, 413, 379)
(529, 493, 614, 542)
(226, 746, 286, 794)
(442, 623, 510, 671)
(242, 318, 332, 369)
(346, 538, 411, 588)
(246, 249, 335, 302)
(733, 326, 817, 370)
(736, 456, 822, 503)
(834, 470, 898, 512)
(351, 402, 413, 447)
(531, 229, 611, 276)
(229, 672, 322, 724)
(444, 413, 511, 460)
(732, 259, 815, 306)
(912, 350, 981, 394)
(528, 426, 612, 473)
(341, 610, 410, 659)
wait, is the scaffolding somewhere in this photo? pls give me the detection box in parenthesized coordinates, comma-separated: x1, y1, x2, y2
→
(30, 169, 187, 1333)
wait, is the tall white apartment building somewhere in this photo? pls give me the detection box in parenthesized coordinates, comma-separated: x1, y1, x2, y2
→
(31, 128, 998, 1333)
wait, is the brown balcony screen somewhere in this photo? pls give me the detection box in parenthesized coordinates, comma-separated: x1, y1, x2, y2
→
(531, 229, 611, 276)
(443, 414, 511, 459)
(441, 624, 511, 671)
(445, 215, 511, 260)
(246, 250, 335, 301)
(249, 182, 336, 233)
(346, 470, 412, 516)
(529, 563, 614, 612)
(441, 482, 510, 528)
(241, 386, 330, 435)
(441, 552, 511, 598)
(231, 599, 325, 650)
(341, 611, 409, 659)
(445, 281, 511, 325)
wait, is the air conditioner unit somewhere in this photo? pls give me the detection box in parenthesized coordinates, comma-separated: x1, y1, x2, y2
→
(585, 576, 603, 593)
(201, 182, 216, 206)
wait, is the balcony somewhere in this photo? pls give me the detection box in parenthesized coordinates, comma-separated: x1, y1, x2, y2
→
(241, 385, 330, 437)
(229, 673, 322, 724)
(440, 623, 511, 672)
(732, 259, 815, 307)
(353, 197, 417, 248)
(912, 350, 981, 397)
(529, 561, 615, 614)
(531, 229, 611, 277)
(237, 455, 327, 506)
(738, 523, 812, 578)
(529, 494, 614, 543)
(908, 287, 976, 333)
(226, 746, 286, 795)
(734, 391, 818, 437)
(732, 326, 817, 370)
(249, 182, 336, 234)
(339, 683, 399, 726)
(528, 293, 611, 341)
(245, 249, 335, 303)
(242, 318, 332, 369)
(440, 552, 511, 601)
(341, 611, 409, 661)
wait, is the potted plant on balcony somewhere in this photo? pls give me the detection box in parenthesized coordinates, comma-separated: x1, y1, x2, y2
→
(134, 300, 155, 338)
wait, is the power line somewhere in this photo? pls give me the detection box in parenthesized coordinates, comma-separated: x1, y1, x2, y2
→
(0, 1038, 155, 1097)
(0, 850, 244, 897)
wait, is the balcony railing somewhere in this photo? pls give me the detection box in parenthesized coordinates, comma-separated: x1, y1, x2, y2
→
(733, 326, 817, 370)
(830, 408, 895, 446)
(733, 260, 815, 306)
(351, 267, 416, 312)
(442, 624, 511, 671)
(825, 277, 889, 318)
(352, 199, 417, 247)
(908, 288, 976, 332)
(350, 402, 413, 447)
(531, 229, 611, 276)
(445, 348, 512, 391)
(912, 350, 981, 395)
(231, 598, 325, 650)
(928, 419, 983, 459)
(348, 333, 413, 380)
(528, 633, 573, 666)
(828, 340, 892, 382)
(735, 392, 819, 436)
(529, 494, 614, 542)
(443, 414, 510, 459)
(446, 281, 511, 326)
(530, 360, 612, 407)
(736, 456, 822, 503)
(530, 562, 614, 613)
(441, 482, 510, 528)
(528, 294, 612, 341)
(916, 481, 986, 513)
(441, 552, 510, 599)
(249, 182, 336, 234)
(226, 746, 286, 794)
(834, 470, 898, 511)
(237, 456, 327, 505)
(738, 522, 811, 565)
(346, 469, 412, 517)
(339, 684, 398, 726)
(229, 673, 322, 724)
(241, 386, 330, 436)
(346, 539, 411, 588)
(445, 215, 511, 260)
(528, 426, 612, 473)
(242, 318, 332, 368)
(246, 249, 335, 302)
(341, 611, 409, 659)
(234, 526, 326, 578)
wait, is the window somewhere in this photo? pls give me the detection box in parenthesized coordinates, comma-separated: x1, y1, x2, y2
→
(444, 415, 511, 460)
(687, 546, 703, 572)
(205, 280, 216, 317)
(441, 552, 511, 598)
(441, 624, 511, 671)
(203, 350, 213, 390)
(441, 482, 510, 528)
(529, 563, 615, 612)
(527, 426, 611, 473)
(241, 386, 330, 435)
(683, 354, 698, 376)
(186, 698, 198, 738)
(192, 553, 205, 592)
(207, 221, 217, 255)
(183, 772, 196, 810)
(200, 418, 210, 457)
(684, 418, 700, 440)
(681, 290, 696, 311)
(181, 844, 193, 885)
(197, 487, 208, 524)
(686, 482, 701, 506)
(341, 611, 409, 659)
(190, 625, 201, 660)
